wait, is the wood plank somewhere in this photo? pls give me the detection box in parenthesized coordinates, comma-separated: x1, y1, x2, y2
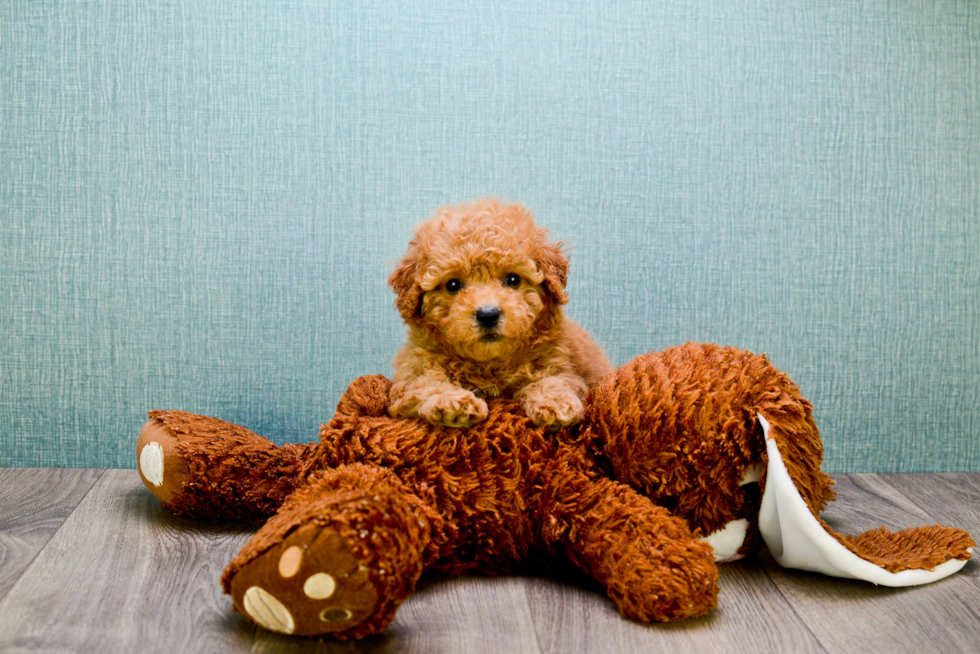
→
(0, 467, 104, 602)
(0, 469, 258, 653)
(526, 561, 825, 654)
(378, 576, 541, 654)
(251, 576, 543, 654)
(1, 470, 976, 652)
(882, 473, 980, 534)
(879, 474, 980, 649)
(759, 473, 980, 654)
(0, 470, 543, 654)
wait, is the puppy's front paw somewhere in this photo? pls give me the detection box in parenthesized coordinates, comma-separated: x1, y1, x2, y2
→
(522, 386, 584, 431)
(419, 389, 489, 428)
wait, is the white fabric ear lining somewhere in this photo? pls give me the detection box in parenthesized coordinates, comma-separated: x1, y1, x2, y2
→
(757, 414, 970, 587)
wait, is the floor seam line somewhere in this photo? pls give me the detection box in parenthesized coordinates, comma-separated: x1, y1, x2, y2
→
(0, 467, 108, 608)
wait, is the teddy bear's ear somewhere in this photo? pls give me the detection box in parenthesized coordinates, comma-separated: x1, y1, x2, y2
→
(756, 414, 974, 586)
(388, 252, 424, 323)
(537, 239, 569, 306)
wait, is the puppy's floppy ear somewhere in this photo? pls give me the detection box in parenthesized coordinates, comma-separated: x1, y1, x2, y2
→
(388, 252, 424, 323)
(538, 240, 569, 305)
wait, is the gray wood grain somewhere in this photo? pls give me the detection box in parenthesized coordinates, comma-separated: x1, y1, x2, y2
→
(1, 470, 977, 653)
(0, 469, 258, 653)
(525, 561, 826, 654)
(0, 467, 104, 602)
(382, 576, 541, 654)
(759, 473, 980, 654)
(881, 474, 980, 648)
(249, 576, 543, 654)
(882, 473, 980, 534)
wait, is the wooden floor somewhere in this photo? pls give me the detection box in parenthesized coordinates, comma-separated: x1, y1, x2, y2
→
(0, 469, 977, 653)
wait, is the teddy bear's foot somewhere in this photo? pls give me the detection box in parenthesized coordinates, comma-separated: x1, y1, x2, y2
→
(136, 410, 310, 520)
(223, 464, 429, 638)
(137, 417, 188, 504)
(227, 523, 383, 636)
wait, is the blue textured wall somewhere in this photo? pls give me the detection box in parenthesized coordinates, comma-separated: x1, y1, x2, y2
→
(1, 1, 978, 471)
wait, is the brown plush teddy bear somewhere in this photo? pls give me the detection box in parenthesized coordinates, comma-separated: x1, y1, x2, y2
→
(136, 342, 974, 639)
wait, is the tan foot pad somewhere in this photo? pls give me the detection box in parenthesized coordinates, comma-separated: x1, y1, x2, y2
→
(136, 419, 190, 505)
(229, 524, 380, 636)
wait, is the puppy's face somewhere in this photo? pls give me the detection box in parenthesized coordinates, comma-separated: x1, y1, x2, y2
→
(390, 200, 569, 362)
(422, 262, 546, 361)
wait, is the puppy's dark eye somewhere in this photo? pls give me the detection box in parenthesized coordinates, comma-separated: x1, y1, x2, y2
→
(445, 279, 463, 293)
(503, 273, 521, 288)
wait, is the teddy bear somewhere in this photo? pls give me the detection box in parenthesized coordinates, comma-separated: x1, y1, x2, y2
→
(136, 342, 974, 639)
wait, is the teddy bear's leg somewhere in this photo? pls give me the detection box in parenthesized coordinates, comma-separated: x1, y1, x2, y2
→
(541, 474, 719, 623)
(137, 410, 312, 521)
(222, 463, 435, 639)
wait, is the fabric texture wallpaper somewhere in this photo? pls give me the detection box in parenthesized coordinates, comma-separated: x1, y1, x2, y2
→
(1, 0, 978, 470)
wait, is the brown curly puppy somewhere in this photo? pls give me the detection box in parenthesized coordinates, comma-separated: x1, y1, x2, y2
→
(388, 198, 612, 429)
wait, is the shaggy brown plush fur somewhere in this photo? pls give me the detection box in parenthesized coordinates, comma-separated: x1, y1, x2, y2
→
(388, 199, 612, 429)
(214, 383, 718, 636)
(138, 342, 974, 639)
(585, 344, 834, 546)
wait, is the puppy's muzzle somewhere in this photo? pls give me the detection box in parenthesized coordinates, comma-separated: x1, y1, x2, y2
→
(475, 306, 502, 329)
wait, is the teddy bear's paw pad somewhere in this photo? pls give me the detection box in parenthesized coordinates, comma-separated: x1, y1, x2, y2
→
(137, 419, 172, 488)
(700, 518, 750, 562)
(139, 439, 164, 487)
(243, 586, 296, 634)
(232, 524, 380, 636)
(136, 419, 191, 504)
(303, 572, 337, 599)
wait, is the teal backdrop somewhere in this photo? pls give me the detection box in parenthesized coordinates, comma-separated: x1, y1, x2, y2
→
(1, 1, 978, 471)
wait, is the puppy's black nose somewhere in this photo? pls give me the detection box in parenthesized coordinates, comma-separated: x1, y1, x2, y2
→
(475, 306, 502, 328)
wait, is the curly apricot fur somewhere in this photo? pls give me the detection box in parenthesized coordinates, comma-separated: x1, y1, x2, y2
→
(388, 199, 612, 429)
